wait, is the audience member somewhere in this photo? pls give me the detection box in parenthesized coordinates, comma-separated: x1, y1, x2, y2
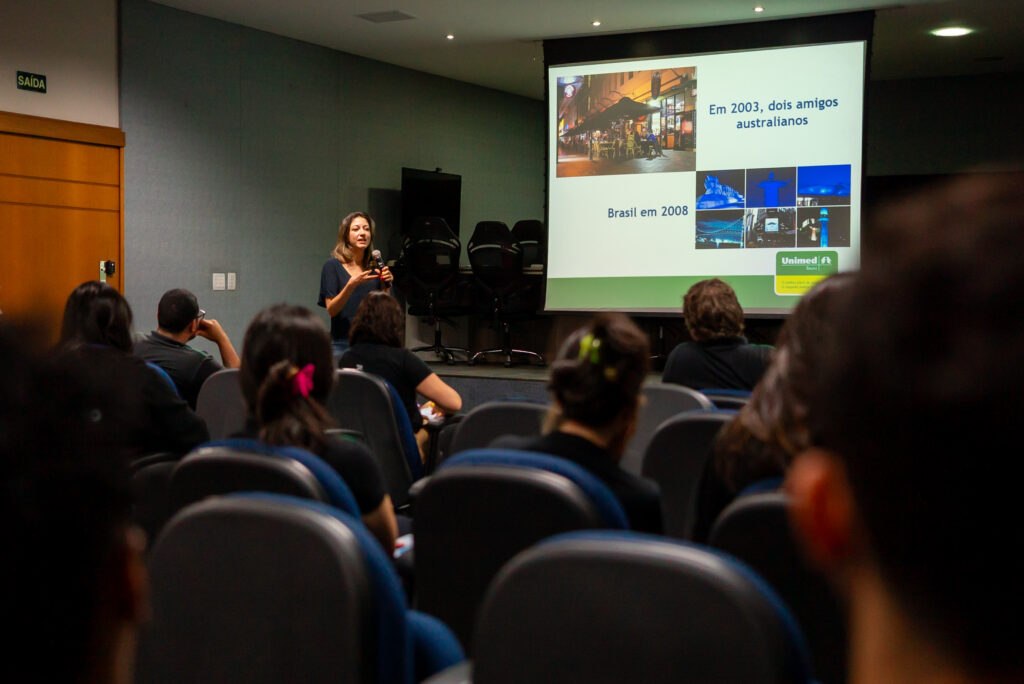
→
(339, 292, 462, 458)
(690, 273, 852, 542)
(2, 323, 148, 683)
(493, 313, 661, 533)
(788, 175, 1024, 683)
(662, 278, 771, 390)
(235, 303, 398, 551)
(134, 288, 240, 409)
(58, 281, 209, 457)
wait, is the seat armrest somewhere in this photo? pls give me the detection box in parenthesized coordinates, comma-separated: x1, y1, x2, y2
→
(408, 475, 431, 504)
(421, 662, 473, 684)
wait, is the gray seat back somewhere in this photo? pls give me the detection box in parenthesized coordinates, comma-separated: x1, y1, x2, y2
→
(473, 534, 812, 684)
(709, 493, 847, 684)
(641, 411, 732, 540)
(136, 496, 372, 684)
(413, 464, 606, 653)
(622, 383, 713, 475)
(448, 401, 548, 458)
(195, 368, 247, 439)
(167, 446, 329, 518)
(326, 369, 415, 507)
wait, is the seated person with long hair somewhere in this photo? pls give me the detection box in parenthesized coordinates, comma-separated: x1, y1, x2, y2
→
(339, 292, 462, 458)
(58, 280, 209, 457)
(493, 313, 661, 533)
(3, 323, 148, 684)
(690, 273, 851, 542)
(662, 278, 772, 391)
(235, 303, 398, 552)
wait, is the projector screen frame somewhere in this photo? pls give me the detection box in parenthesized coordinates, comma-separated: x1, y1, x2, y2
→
(542, 11, 875, 317)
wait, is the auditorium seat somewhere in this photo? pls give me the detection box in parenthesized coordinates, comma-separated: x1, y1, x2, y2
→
(425, 531, 812, 683)
(641, 410, 735, 540)
(446, 400, 548, 460)
(413, 449, 628, 652)
(620, 383, 713, 475)
(136, 493, 464, 684)
(167, 438, 361, 520)
(195, 368, 247, 439)
(129, 452, 179, 544)
(327, 369, 423, 509)
(709, 492, 847, 684)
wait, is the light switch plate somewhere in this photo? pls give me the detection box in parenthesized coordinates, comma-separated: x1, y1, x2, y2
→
(212, 273, 226, 291)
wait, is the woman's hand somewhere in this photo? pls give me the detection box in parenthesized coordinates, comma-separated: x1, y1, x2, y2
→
(379, 266, 393, 284)
(347, 268, 380, 288)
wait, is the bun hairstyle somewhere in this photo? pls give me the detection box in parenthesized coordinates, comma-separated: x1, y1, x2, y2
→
(240, 304, 336, 452)
(549, 313, 650, 428)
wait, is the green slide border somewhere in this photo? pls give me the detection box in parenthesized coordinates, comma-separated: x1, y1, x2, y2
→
(546, 275, 796, 311)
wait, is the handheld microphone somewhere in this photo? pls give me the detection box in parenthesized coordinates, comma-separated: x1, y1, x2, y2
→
(371, 249, 391, 289)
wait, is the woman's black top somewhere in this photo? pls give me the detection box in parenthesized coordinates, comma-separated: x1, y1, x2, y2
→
(233, 419, 388, 515)
(318, 258, 382, 342)
(339, 343, 432, 430)
(492, 431, 662, 534)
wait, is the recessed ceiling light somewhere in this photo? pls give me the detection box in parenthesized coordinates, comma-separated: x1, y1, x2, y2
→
(754, 5, 764, 12)
(931, 26, 972, 37)
(592, 20, 602, 27)
(446, 33, 455, 40)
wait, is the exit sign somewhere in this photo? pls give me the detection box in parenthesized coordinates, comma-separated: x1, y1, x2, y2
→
(17, 71, 46, 93)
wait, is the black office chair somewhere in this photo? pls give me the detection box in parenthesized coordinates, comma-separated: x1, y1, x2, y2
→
(467, 221, 544, 367)
(710, 493, 848, 684)
(400, 216, 469, 364)
(510, 219, 546, 269)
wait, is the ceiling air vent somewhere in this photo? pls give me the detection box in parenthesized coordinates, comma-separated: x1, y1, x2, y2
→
(356, 10, 416, 24)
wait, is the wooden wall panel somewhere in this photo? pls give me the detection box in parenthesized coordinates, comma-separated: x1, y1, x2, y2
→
(0, 133, 120, 184)
(0, 204, 121, 331)
(0, 175, 120, 211)
(0, 111, 124, 342)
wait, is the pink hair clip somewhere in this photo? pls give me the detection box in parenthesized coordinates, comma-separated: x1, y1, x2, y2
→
(291, 363, 315, 398)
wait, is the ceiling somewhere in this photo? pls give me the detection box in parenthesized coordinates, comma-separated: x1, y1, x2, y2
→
(151, 0, 1024, 99)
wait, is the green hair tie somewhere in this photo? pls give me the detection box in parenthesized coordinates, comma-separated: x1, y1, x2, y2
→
(577, 333, 602, 364)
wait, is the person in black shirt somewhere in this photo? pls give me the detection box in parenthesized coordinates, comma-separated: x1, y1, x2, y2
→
(134, 288, 240, 409)
(58, 281, 209, 457)
(237, 303, 397, 552)
(494, 314, 662, 533)
(339, 292, 462, 457)
(662, 278, 772, 390)
(318, 212, 394, 356)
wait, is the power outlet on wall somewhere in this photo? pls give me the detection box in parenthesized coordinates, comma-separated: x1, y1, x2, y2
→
(212, 273, 226, 291)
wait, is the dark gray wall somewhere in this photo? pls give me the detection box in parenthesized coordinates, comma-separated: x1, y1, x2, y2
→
(120, 0, 544, 353)
(866, 71, 1024, 176)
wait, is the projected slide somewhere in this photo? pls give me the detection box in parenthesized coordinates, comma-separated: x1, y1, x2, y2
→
(547, 41, 864, 313)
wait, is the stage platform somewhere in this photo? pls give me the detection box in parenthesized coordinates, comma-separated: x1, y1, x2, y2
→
(429, 360, 663, 412)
